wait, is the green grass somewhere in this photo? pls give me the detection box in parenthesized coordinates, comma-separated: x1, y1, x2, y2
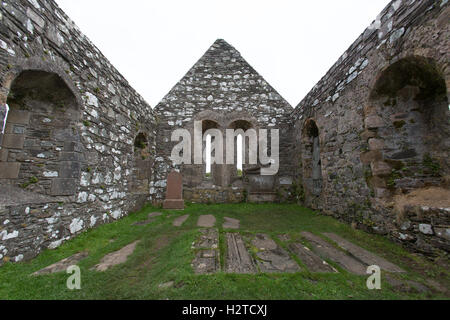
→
(0, 203, 448, 300)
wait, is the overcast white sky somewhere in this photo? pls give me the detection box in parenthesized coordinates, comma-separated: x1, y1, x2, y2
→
(55, 0, 389, 108)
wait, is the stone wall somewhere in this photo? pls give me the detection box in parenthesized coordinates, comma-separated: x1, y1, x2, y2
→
(290, 0, 449, 256)
(0, 0, 156, 263)
(184, 186, 245, 204)
(153, 39, 294, 204)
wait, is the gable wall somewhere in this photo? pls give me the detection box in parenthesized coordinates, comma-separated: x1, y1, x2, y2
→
(153, 40, 295, 203)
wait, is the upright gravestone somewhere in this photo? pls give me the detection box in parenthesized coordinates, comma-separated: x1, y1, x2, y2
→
(163, 171, 184, 210)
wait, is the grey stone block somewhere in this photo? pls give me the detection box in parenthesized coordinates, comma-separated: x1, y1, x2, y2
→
(1, 134, 25, 149)
(59, 161, 81, 179)
(0, 162, 20, 179)
(50, 179, 77, 196)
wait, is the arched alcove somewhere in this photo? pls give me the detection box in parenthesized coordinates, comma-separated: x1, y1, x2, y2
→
(0, 70, 81, 196)
(365, 56, 449, 197)
(131, 132, 152, 195)
(302, 119, 323, 197)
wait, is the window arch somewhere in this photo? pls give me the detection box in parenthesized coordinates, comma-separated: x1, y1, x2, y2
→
(131, 132, 151, 194)
(302, 119, 323, 197)
(228, 119, 255, 180)
(202, 120, 220, 179)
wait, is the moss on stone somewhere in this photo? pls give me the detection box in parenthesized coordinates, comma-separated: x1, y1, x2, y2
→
(20, 176, 39, 189)
(387, 170, 402, 188)
(423, 154, 441, 176)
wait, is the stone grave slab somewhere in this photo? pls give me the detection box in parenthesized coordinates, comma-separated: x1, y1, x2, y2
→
(300, 232, 367, 275)
(191, 229, 220, 274)
(148, 212, 163, 218)
(251, 234, 300, 273)
(223, 217, 240, 229)
(251, 234, 278, 251)
(192, 250, 220, 274)
(322, 233, 405, 273)
(173, 214, 189, 227)
(163, 171, 184, 209)
(133, 220, 153, 226)
(278, 234, 291, 242)
(191, 228, 219, 250)
(197, 215, 216, 228)
(133, 212, 163, 226)
(93, 241, 140, 272)
(288, 243, 337, 273)
(225, 233, 256, 274)
(32, 251, 88, 276)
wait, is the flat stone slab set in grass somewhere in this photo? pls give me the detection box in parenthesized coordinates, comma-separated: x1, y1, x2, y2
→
(191, 229, 220, 274)
(250, 234, 300, 273)
(133, 212, 163, 226)
(288, 243, 337, 273)
(322, 233, 405, 273)
(32, 251, 89, 276)
(92, 241, 140, 272)
(173, 215, 189, 227)
(300, 232, 404, 275)
(226, 233, 256, 274)
(32, 240, 142, 276)
(223, 217, 240, 229)
(192, 228, 219, 250)
(197, 215, 216, 228)
(300, 232, 367, 275)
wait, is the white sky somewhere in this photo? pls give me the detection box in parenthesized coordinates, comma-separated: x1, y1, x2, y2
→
(206, 135, 243, 173)
(55, 0, 389, 108)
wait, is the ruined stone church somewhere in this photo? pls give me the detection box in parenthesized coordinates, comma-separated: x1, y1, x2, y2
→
(0, 0, 448, 264)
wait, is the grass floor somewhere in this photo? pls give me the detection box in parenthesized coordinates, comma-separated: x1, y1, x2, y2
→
(0, 203, 449, 300)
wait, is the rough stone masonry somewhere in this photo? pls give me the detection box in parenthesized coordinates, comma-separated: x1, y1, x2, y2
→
(0, 0, 449, 264)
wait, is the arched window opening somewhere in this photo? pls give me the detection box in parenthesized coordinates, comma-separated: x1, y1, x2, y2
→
(134, 132, 149, 158)
(302, 119, 323, 197)
(229, 120, 254, 180)
(205, 134, 212, 177)
(202, 120, 220, 180)
(237, 133, 243, 176)
(131, 132, 151, 194)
